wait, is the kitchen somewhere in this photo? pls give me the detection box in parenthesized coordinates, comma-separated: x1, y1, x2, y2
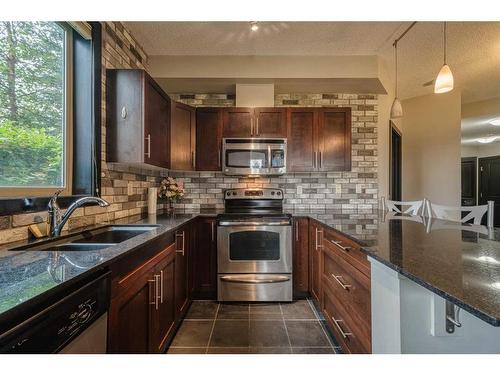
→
(1, 1, 500, 372)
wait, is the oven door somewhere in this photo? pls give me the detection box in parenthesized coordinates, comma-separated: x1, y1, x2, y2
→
(217, 225, 292, 274)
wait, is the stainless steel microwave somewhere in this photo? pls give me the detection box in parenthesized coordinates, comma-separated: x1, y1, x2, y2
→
(222, 138, 287, 176)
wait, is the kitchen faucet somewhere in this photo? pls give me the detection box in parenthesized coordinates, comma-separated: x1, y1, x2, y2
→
(48, 190, 110, 237)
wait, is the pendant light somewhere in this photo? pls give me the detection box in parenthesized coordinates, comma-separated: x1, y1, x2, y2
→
(434, 22, 454, 94)
(390, 41, 403, 119)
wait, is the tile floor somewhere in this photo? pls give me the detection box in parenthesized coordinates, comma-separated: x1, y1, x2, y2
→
(167, 299, 340, 354)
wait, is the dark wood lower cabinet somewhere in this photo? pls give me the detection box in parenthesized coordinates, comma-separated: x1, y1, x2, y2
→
(174, 226, 190, 322)
(192, 217, 218, 299)
(309, 220, 322, 304)
(108, 242, 177, 353)
(293, 217, 309, 297)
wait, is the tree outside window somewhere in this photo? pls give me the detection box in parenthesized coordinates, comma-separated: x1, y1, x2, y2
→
(0, 21, 67, 188)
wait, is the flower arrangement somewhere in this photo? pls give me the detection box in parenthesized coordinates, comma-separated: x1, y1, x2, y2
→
(158, 176, 185, 203)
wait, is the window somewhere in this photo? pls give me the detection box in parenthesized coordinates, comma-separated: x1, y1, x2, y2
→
(0, 22, 72, 197)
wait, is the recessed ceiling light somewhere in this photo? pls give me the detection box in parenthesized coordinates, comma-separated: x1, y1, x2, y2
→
(250, 22, 259, 32)
(477, 136, 498, 144)
(489, 118, 500, 126)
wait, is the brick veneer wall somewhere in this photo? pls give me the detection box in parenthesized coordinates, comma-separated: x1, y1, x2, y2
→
(0, 22, 166, 244)
(169, 93, 378, 213)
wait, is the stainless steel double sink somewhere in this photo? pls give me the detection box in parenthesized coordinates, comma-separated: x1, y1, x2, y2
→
(10, 225, 160, 252)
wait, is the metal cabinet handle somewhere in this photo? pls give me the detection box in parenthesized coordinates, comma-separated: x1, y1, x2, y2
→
(256, 117, 259, 136)
(149, 276, 159, 310)
(218, 148, 221, 168)
(145, 134, 151, 158)
(313, 151, 317, 169)
(319, 151, 323, 169)
(211, 221, 215, 242)
(175, 231, 185, 256)
(331, 274, 351, 290)
(295, 223, 299, 241)
(160, 270, 164, 303)
(331, 315, 352, 339)
(315, 228, 323, 250)
(192, 151, 195, 169)
(220, 275, 290, 284)
(330, 239, 351, 252)
(148, 278, 156, 307)
(250, 117, 254, 136)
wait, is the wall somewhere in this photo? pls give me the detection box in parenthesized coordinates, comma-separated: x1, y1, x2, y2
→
(169, 93, 378, 212)
(0, 22, 165, 244)
(401, 91, 461, 206)
(461, 142, 500, 158)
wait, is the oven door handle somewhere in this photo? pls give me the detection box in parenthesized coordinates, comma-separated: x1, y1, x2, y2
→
(219, 275, 290, 284)
(218, 221, 291, 226)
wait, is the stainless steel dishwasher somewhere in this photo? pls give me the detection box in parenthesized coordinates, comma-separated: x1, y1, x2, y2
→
(0, 271, 110, 354)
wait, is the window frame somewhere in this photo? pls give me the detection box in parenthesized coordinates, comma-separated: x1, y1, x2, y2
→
(0, 22, 73, 197)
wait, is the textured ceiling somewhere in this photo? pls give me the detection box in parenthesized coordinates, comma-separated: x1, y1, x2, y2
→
(124, 21, 403, 56)
(124, 21, 500, 103)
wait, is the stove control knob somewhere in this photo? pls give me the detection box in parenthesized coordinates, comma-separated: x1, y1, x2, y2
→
(232, 191, 237, 196)
(271, 191, 275, 195)
(226, 192, 231, 196)
(277, 191, 281, 196)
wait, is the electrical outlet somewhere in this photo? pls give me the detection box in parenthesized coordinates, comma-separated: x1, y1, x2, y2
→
(335, 185, 342, 194)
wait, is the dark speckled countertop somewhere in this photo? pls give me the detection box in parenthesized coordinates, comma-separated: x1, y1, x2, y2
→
(290, 209, 500, 326)
(1, 209, 500, 329)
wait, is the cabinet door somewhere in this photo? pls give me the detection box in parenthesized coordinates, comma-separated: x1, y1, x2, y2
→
(108, 262, 157, 353)
(174, 227, 190, 321)
(192, 218, 217, 299)
(196, 108, 222, 171)
(309, 221, 322, 304)
(254, 108, 286, 137)
(144, 75, 170, 168)
(171, 101, 196, 170)
(318, 108, 351, 171)
(151, 244, 176, 353)
(293, 217, 309, 296)
(222, 107, 254, 137)
(287, 108, 319, 172)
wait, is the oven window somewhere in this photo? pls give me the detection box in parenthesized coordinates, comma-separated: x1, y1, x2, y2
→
(229, 231, 280, 261)
(226, 150, 268, 169)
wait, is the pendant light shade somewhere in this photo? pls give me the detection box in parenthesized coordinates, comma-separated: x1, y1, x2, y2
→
(434, 22, 454, 94)
(390, 41, 403, 119)
(390, 97, 403, 118)
(434, 64, 454, 93)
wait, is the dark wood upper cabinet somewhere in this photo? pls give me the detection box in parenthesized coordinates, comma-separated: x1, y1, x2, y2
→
(192, 217, 218, 299)
(222, 107, 254, 137)
(196, 108, 223, 171)
(287, 107, 351, 172)
(287, 108, 318, 172)
(253, 107, 287, 137)
(170, 101, 196, 171)
(318, 107, 351, 171)
(107, 69, 170, 168)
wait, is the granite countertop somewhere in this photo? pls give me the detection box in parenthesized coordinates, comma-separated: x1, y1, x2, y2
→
(1, 209, 500, 329)
(0, 212, 219, 323)
(290, 209, 500, 326)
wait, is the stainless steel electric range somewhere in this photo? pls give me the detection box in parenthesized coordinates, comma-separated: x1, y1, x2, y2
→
(217, 188, 292, 302)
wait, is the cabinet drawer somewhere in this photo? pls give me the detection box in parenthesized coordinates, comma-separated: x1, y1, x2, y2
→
(321, 249, 371, 329)
(322, 286, 371, 354)
(323, 228, 369, 276)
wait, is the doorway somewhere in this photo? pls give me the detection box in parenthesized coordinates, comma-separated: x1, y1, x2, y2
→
(389, 121, 402, 201)
(461, 157, 477, 206)
(479, 156, 500, 226)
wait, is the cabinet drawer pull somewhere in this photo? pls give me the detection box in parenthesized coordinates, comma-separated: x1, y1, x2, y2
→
(319, 151, 323, 169)
(330, 239, 351, 252)
(295, 224, 299, 241)
(331, 315, 353, 339)
(313, 151, 317, 169)
(145, 134, 151, 159)
(218, 148, 221, 168)
(154, 274, 160, 310)
(175, 231, 185, 256)
(148, 278, 156, 307)
(192, 151, 195, 169)
(331, 274, 351, 290)
(256, 117, 259, 136)
(250, 117, 254, 136)
(160, 270, 164, 303)
(315, 228, 323, 250)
